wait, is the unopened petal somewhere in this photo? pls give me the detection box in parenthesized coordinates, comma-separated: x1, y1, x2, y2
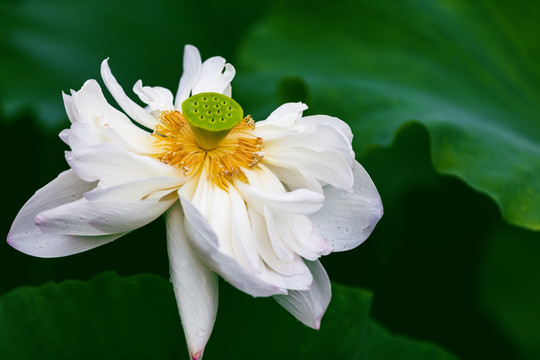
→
(310, 161, 383, 252)
(274, 260, 331, 329)
(7, 170, 125, 257)
(166, 202, 218, 360)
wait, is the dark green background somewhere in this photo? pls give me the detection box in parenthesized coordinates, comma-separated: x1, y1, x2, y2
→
(1, 0, 539, 359)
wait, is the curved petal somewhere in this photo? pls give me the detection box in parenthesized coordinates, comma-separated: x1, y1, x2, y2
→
(256, 120, 354, 166)
(310, 161, 383, 252)
(192, 58, 236, 96)
(300, 114, 353, 144)
(238, 166, 324, 215)
(7, 170, 125, 258)
(179, 196, 287, 297)
(273, 260, 331, 330)
(66, 143, 183, 188)
(175, 45, 202, 108)
(166, 202, 218, 360)
(100, 59, 159, 129)
(84, 176, 185, 202)
(264, 147, 354, 191)
(65, 79, 157, 154)
(35, 191, 176, 236)
(256, 102, 308, 128)
(133, 80, 174, 112)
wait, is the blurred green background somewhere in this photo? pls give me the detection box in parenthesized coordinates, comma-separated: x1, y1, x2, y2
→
(1, 0, 539, 359)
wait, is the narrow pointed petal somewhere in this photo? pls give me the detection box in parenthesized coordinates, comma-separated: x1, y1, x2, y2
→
(273, 260, 331, 329)
(175, 45, 202, 108)
(100, 59, 159, 129)
(166, 202, 218, 360)
(179, 196, 287, 297)
(7, 170, 125, 257)
(310, 161, 383, 252)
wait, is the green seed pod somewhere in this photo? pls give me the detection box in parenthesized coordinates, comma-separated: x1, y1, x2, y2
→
(182, 92, 244, 150)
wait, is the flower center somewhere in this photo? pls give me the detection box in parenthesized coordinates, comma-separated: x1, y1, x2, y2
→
(152, 98, 264, 189)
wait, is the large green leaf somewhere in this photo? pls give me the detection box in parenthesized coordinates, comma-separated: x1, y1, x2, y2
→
(0, 272, 458, 359)
(235, 0, 540, 230)
(479, 225, 540, 360)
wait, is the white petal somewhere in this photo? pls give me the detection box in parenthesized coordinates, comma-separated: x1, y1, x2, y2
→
(85, 176, 185, 202)
(179, 196, 287, 297)
(62, 91, 77, 123)
(238, 167, 324, 215)
(100, 59, 159, 129)
(228, 186, 264, 272)
(256, 102, 308, 128)
(264, 147, 354, 191)
(62, 122, 108, 151)
(248, 207, 297, 276)
(310, 161, 383, 252)
(175, 45, 202, 108)
(7, 170, 125, 258)
(273, 260, 331, 329)
(35, 191, 176, 236)
(256, 120, 354, 166)
(166, 202, 218, 360)
(66, 143, 183, 188)
(67, 79, 157, 153)
(301, 114, 353, 144)
(133, 80, 174, 112)
(192, 58, 236, 96)
(265, 209, 331, 261)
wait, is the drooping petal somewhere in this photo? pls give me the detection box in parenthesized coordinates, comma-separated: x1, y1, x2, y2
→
(66, 143, 183, 188)
(35, 191, 177, 236)
(7, 170, 126, 258)
(273, 260, 331, 330)
(179, 195, 287, 297)
(228, 186, 264, 273)
(100, 59, 159, 129)
(166, 202, 218, 360)
(175, 45, 202, 108)
(247, 207, 297, 276)
(310, 161, 383, 252)
(133, 80, 174, 112)
(84, 176, 186, 202)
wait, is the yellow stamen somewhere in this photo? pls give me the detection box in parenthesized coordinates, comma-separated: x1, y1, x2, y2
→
(153, 110, 263, 189)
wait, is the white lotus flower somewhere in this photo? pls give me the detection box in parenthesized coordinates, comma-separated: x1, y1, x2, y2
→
(8, 45, 383, 360)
